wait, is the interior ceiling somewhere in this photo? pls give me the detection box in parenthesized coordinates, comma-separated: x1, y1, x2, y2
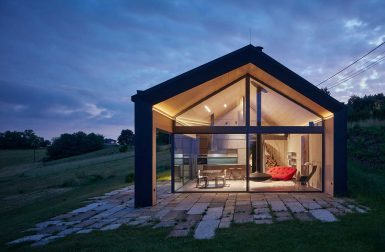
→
(153, 63, 333, 121)
(177, 79, 245, 125)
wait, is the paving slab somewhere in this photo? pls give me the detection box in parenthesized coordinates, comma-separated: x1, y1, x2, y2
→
(301, 201, 322, 210)
(194, 220, 220, 239)
(285, 201, 306, 213)
(153, 221, 176, 228)
(253, 213, 272, 220)
(252, 200, 268, 208)
(218, 220, 231, 228)
(8, 234, 47, 245)
(310, 209, 338, 222)
(202, 207, 223, 220)
(268, 200, 287, 212)
(101, 223, 122, 231)
(233, 213, 253, 224)
(169, 229, 190, 237)
(294, 212, 315, 221)
(254, 207, 270, 214)
(255, 219, 273, 224)
(188, 203, 209, 215)
(275, 211, 293, 222)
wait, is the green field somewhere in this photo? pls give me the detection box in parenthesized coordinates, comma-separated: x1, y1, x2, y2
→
(0, 146, 170, 251)
(1, 128, 385, 251)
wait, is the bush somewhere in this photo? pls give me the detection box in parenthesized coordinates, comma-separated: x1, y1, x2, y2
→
(46, 131, 104, 160)
(119, 145, 129, 152)
(125, 173, 134, 183)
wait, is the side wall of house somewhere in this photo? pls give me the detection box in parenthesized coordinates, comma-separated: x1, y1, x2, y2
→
(333, 108, 348, 196)
(134, 101, 154, 207)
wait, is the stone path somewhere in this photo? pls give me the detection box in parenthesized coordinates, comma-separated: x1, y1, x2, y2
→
(9, 181, 369, 246)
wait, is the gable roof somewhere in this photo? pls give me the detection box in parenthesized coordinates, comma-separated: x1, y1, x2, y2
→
(131, 45, 344, 113)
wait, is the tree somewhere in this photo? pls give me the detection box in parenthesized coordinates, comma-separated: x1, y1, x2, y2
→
(320, 87, 331, 96)
(46, 131, 104, 160)
(118, 129, 134, 146)
(0, 129, 47, 149)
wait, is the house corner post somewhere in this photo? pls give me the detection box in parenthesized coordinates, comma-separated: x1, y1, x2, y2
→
(334, 106, 348, 196)
(134, 100, 156, 207)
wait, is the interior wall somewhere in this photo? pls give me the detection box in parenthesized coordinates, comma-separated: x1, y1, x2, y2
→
(309, 134, 322, 190)
(287, 134, 302, 178)
(212, 134, 246, 164)
(324, 117, 334, 195)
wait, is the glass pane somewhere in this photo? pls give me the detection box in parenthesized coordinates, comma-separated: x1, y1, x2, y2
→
(250, 80, 322, 126)
(248, 134, 322, 192)
(173, 134, 246, 192)
(176, 79, 245, 126)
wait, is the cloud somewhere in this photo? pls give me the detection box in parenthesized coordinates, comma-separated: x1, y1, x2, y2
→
(1, 0, 385, 137)
(84, 103, 113, 119)
(344, 18, 366, 29)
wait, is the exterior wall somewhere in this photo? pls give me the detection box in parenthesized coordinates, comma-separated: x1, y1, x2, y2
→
(134, 101, 154, 207)
(333, 108, 348, 195)
(324, 117, 334, 195)
(134, 107, 174, 208)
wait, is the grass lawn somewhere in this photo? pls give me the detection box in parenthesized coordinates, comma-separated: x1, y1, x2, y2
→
(2, 133, 385, 251)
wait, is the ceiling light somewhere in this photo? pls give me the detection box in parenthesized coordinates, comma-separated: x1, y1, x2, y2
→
(204, 105, 211, 113)
(224, 104, 227, 108)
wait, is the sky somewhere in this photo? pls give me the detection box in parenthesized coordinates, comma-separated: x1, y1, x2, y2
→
(0, 0, 384, 140)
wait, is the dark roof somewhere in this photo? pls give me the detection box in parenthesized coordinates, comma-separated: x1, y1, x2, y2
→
(131, 45, 344, 112)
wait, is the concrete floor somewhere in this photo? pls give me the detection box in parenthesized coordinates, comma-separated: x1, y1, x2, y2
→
(176, 179, 320, 192)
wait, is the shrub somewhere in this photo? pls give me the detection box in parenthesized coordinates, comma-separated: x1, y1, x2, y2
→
(125, 173, 134, 183)
(119, 145, 129, 152)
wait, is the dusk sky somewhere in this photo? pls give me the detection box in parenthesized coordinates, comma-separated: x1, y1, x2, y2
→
(1, 0, 384, 140)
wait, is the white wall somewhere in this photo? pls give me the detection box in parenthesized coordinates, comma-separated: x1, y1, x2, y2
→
(309, 134, 322, 190)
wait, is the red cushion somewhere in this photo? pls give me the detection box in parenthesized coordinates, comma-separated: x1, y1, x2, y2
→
(266, 166, 297, 180)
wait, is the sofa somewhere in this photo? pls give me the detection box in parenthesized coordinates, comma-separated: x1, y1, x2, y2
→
(266, 166, 297, 181)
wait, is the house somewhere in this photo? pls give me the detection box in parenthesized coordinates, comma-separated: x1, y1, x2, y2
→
(131, 45, 347, 207)
(104, 138, 117, 146)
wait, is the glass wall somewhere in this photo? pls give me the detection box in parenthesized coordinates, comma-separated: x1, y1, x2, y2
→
(173, 134, 246, 191)
(248, 133, 322, 192)
(250, 80, 322, 126)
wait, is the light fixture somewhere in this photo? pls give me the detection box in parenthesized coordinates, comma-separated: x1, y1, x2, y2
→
(204, 105, 211, 113)
(224, 104, 227, 108)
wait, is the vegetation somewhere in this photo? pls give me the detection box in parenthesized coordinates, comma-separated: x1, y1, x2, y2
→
(347, 93, 385, 122)
(0, 145, 171, 251)
(348, 126, 385, 170)
(0, 130, 50, 149)
(46, 132, 104, 160)
(118, 129, 135, 146)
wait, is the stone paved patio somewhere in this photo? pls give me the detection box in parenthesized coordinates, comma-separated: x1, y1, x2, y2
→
(9, 181, 369, 246)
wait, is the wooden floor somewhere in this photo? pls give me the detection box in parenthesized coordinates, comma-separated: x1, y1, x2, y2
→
(176, 179, 320, 192)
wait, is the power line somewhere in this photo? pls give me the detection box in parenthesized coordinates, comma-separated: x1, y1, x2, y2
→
(327, 54, 385, 90)
(325, 50, 385, 88)
(316, 41, 385, 87)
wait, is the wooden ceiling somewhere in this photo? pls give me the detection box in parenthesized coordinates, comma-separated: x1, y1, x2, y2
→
(153, 63, 333, 122)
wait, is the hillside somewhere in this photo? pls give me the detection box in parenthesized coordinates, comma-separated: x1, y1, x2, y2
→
(0, 146, 170, 248)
